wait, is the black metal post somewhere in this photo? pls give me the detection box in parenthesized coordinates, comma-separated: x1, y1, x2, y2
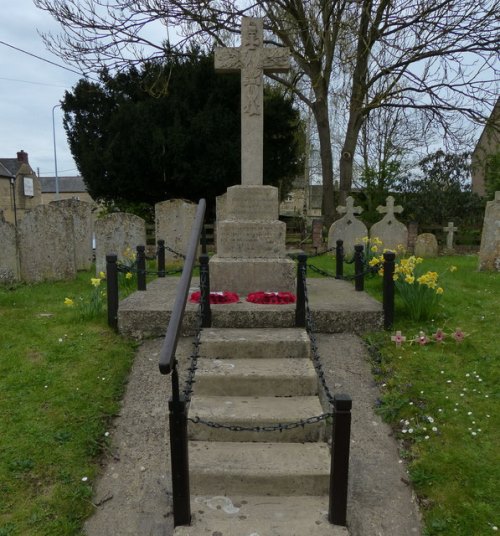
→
(295, 253, 307, 327)
(354, 244, 364, 291)
(383, 251, 396, 330)
(106, 254, 119, 331)
(199, 253, 212, 328)
(329, 394, 352, 526)
(336, 240, 344, 279)
(136, 245, 147, 290)
(169, 391, 191, 527)
(157, 240, 166, 278)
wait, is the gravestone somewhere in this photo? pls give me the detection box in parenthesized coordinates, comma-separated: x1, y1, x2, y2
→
(94, 212, 146, 275)
(210, 17, 295, 294)
(327, 196, 367, 257)
(17, 205, 76, 282)
(0, 216, 19, 283)
(50, 198, 94, 270)
(414, 233, 438, 258)
(478, 191, 500, 271)
(443, 221, 458, 252)
(155, 199, 197, 263)
(370, 196, 408, 252)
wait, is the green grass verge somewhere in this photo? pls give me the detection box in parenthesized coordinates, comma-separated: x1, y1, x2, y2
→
(0, 272, 137, 536)
(309, 253, 499, 535)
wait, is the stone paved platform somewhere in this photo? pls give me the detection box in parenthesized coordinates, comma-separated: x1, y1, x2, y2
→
(118, 276, 384, 339)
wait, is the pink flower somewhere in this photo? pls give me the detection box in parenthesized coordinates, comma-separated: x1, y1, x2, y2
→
(452, 328, 465, 342)
(415, 331, 429, 345)
(391, 331, 406, 346)
(433, 329, 446, 343)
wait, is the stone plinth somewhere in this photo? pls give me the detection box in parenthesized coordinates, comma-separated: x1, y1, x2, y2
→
(211, 185, 294, 294)
(225, 185, 278, 220)
(209, 256, 295, 295)
(217, 221, 286, 258)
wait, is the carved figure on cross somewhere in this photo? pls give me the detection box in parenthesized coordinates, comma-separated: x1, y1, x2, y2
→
(376, 196, 403, 221)
(215, 18, 289, 186)
(443, 221, 458, 249)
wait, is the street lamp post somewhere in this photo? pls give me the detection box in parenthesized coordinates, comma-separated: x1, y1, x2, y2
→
(52, 104, 61, 200)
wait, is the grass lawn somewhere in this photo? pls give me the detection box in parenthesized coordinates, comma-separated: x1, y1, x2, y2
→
(0, 271, 137, 536)
(309, 253, 499, 536)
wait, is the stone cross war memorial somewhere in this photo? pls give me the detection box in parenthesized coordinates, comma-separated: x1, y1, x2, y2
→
(210, 17, 295, 294)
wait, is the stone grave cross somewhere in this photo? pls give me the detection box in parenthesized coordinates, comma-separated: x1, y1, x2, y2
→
(215, 17, 289, 186)
(377, 196, 403, 222)
(337, 196, 363, 223)
(443, 221, 458, 249)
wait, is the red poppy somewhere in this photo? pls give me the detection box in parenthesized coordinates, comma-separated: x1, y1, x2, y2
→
(189, 291, 239, 304)
(246, 291, 296, 304)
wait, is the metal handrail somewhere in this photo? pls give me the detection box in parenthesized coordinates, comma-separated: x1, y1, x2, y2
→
(159, 199, 206, 375)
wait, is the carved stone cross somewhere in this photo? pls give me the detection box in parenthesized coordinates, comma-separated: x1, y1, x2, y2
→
(376, 196, 403, 221)
(443, 221, 458, 249)
(337, 196, 363, 223)
(215, 17, 289, 186)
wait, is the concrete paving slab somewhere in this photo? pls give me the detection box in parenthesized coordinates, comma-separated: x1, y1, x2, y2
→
(189, 441, 331, 496)
(174, 495, 349, 536)
(195, 357, 317, 396)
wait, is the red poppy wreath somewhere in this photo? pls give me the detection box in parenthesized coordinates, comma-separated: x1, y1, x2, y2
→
(246, 291, 296, 304)
(189, 291, 239, 304)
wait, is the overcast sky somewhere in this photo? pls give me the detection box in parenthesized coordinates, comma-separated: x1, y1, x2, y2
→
(1, 0, 91, 176)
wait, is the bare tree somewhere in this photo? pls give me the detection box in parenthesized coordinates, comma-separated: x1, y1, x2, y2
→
(34, 0, 499, 226)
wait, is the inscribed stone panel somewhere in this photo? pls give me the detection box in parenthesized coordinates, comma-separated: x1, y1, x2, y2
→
(18, 205, 76, 282)
(225, 185, 278, 220)
(95, 212, 146, 274)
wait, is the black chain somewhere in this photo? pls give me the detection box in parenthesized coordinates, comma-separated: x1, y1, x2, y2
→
(301, 268, 336, 406)
(188, 412, 333, 431)
(165, 244, 186, 259)
(182, 302, 203, 402)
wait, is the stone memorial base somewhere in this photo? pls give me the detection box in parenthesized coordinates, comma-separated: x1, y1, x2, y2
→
(210, 256, 295, 295)
(210, 184, 295, 295)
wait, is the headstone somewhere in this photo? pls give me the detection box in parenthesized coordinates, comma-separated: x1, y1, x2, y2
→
(327, 196, 368, 257)
(50, 199, 94, 270)
(0, 216, 19, 283)
(478, 191, 500, 271)
(210, 18, 295, 294)
(94, 212, 146, 275)
(370, 196, 408, 252)
(443, 221, 458, 251)
(155, 199, 197, 263)
(414, 233, 438, 258)
(312, 219, 323, 249)
(17, 205, 76, 282)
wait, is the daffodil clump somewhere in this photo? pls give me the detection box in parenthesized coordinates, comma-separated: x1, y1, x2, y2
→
(393, 256, 445, 320)
(120, 246, 137, 290)
(64, 273, 106, 320)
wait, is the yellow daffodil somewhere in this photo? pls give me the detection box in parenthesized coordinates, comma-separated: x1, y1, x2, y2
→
(436, 287, 444, 294)
(125, 272, 133, 280)
(64, 297, 74, 306)
(99, 271, 106, 278)
(90, 278, 101, 287)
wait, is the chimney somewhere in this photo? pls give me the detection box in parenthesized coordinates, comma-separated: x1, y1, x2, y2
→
(17, 150, 29, 163)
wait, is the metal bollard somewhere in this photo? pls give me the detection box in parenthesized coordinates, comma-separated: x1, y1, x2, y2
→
(295, 253, 307, 327)
(329, 394, 352, 526)
(199, 253, 212, 328)
(106, 254, 119, 330)
(136, 245, 146, 290)
(354, 244, 364, 291)
(383, 251, 396, 330)
(157, 240, 166, 277)
(336, 239, 344, 279)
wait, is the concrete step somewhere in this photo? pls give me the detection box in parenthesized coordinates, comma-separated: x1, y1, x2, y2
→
(200, 327, 310, 360)
(194, 357, 318, 396)
(174, 495, 348, 536)
(188, 396, 326, 442)
(189, 441, 331, 496)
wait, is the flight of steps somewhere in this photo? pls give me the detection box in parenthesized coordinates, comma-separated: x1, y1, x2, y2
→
(174, 327, 348, 535)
